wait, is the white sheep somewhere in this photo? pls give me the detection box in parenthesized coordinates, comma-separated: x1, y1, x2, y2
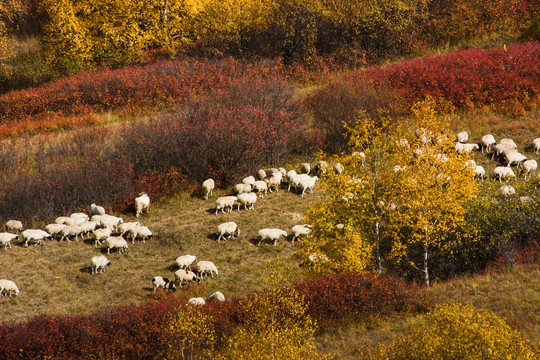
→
(117, 222, 140, 238)
(492, 143, 516, 160)
(90, 203, 106, 216)
(258, 228, 288, 246)
(98, 214, 124, 229)
(333, 163, 344, 174)
(286, 169, 298, 183)
(237, 192, 257, 210)
(0, 233, 17, 250)
(253, 180, 268, 197)
(278, 167, 287, 177)
(91, 255, 111, 274)
(80, 221, 99, 235)
(104, 236, 128, 254)
(257, 169, 266, 180)
(196, 261, 219, 278)
(505, 152, 527, 167)
(480, 134, 496, 153)
(188, 297, 206, 306)
(208, 291, 225, 302)
(288, 173, 311, 192)
(216, 222, 240, 242)
(493, 166, 515, 181)
(55, 216, 76, 226)
(522, 159, 538, 180)
(266, 168, 280, 175)
(0, 279, 19, 297)
(242, 176, 256, 185)
(202, 179, 215, 200)
(215, 196, 237, 214)
(454, 143, 479, 154)
(300, 163, 311, 174)
(174, 269, 201, 286)
(92, 228, 112, 246)
(499, 138, 517, 149)
(234, 183, 252, 195)
(44, 223, 67, 240)
(264, 171, 283, 192)
(500, 185, 516, 196)
(533, 138, 540, 154)
(21, 229, 52, 247)
(128, 225, 152, 244)
(152, 276, 177, 291)
(473, 165, 486, 181)
(135, 192, 150, 217)
(456, 131, 468, 143)
(5, 220, 23, 233)
(313, 161, 327, 175)
(59, 225, 85, 242)
(298, 176, 319, 197)
(70, 212, 89, 221)
(175, 254, 197, 270)
(291, 224, 311, 243)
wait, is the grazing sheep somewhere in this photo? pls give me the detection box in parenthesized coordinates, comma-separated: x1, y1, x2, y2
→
(128, 225, 152, 244)
(278, 167, 287, 177)
(135, 192, 150, 217)
(258, 228, 288, 246)
(234, 183, 252, 195)
(196, 261, 219, 278)
(499, 138, 517, 150)
(456, 131, 468, 143)
(45, 223, 67, 240)
(117, 222, 140, 238)
(216, 222, 240, 242)
(242, 176, 256, 185)
(21, 229, 52, 247)
(55, 216, 76, 226)
(215, 196, 238, 214)
(257, 169, 266, 180)
(298, 176, 319, 197)
(237, 192, 257, 210)
(99, 214, 124, 229)
(333, 163, 344, 174)
(91, 255, 111, 274)
(480, 134, 496, 153)
(286, 169, 298, 183)
(492, 143, 516, 160)
(505, 152, 527, 167)
(188, 297, 206, 306)
(70, 212, 90, 221)
(500, 185, 516, 196)
(264, 171, 283, 192)
(291, 224, 311, 243)
(174, 269, 201, 286)
(0, 279, 19, 297)
(533, 138, 540, 154)
(493, 166, 516, 181)
(92, 228, 112, 246)
(454, 143, 479, 154)
(104, 236, 128, 254)
(90, 203, 106, 216)
(202, 179, 215, 200)
(59, 225, 85, 242)
(253, 180, 268, 197)
(522, 159, 538, 180)
(152, 276, 176, 291)
(288, 173, 311, 192)
(5, 220, 23, 233)
(208, 291, 225, 302)
(473, 165, 486, 180)
(0, 233, 17, 250)
(313, 161, 327, 176)
(266, 168, 280, 175)
(175, 255, 197, 270)
(300, 163, 311, 174)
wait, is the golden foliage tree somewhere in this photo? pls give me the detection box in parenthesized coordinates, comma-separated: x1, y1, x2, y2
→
(374, 303, 536, 359)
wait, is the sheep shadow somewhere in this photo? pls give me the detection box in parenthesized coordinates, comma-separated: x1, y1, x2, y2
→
(79, 266, 94, 274)
(248, 237, 261, 246)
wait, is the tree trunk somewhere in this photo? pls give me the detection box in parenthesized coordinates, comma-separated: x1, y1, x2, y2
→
(423, 243, 429, 286)
(375, 220, 382, 274)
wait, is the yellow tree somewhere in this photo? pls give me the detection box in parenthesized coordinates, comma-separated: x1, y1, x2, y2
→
(391, 99, 479, 286)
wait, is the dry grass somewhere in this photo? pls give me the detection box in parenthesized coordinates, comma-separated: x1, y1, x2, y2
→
(0, 184, 317, 324)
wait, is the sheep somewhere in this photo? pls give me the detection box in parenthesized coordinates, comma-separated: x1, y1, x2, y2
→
(5, 220, 23, 233)
(135, 192, 150, 217)
(79, 221, 98, 236)
(59, 225, 85, 242)
(174, 269, 201, 286)
(454, 143, 479, 154)
(456, 131, 468, 143)
(216, 222, 240, 242)
(234, 183, 252, 195)
(0, 279, 19, 297)
(242, 176, 256, 185)
(257, 169, 266, 180)
(253, 180, 268, 197)
(21, 229, 52, 247)
(533, 138, 540, 154)
(70, 212, 89, 221)
(103, 236, 128, 254)
(266, 168, 280, 175)
(90, 203, 106, 216)
(196, 261, 219, 278)
(278, 168, 287, 177)
(492, 143, 516, 160)
(300, 163, 311, 174)
(333, 163, 344, 174)
(505, 152, 527, 167)
(117, 222, 140, 238)
(55, 216, 76, 226)
(99, 214, 124, 229)
(291, 224, 311, 243)
(258, 228, 288, 246)
(208, 291, 225, 302)
(473, 165, 486, 180)
(91, 255, 111, 274)
(215, 196, 237, 214)
(45, 223, 67, 240)
(152, 276, 176, 291)
(128, 225, 152, 244)
(493, 166, 515, 181)
(499, 138, 517, 149)
(188, 297, 206, 306)
(313, 161, 328, 176)
(522, 159, 538, 180)
(480, 134, 496, 153)
(500, 185, 516, 196)
(0, 233, 17, 250)
(175, 254, 197, 270)
(288, 173, 311, 192)
(237, 192, 257, 210)
(286, 169, 298, 183)
(202, 179, 215, 200)
(264, 171, 283, 192)
(298, 176, 319, 197)
(92, 228, 112, 246)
